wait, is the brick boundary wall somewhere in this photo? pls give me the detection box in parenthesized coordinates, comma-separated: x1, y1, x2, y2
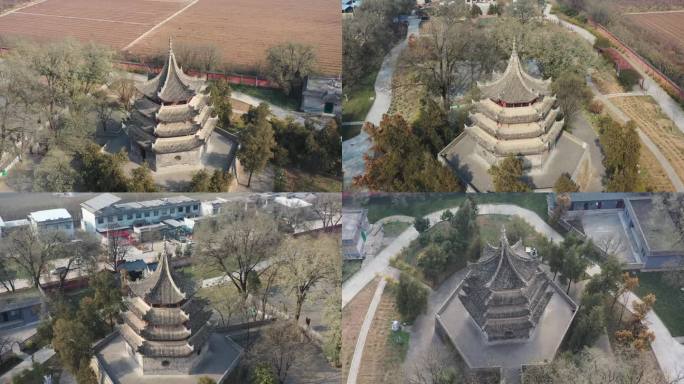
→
(0, 47, 277, 89)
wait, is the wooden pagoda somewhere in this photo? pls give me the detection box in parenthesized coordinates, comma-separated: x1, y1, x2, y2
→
(458, 227, 554, 343)
(465, 41, 564, 170)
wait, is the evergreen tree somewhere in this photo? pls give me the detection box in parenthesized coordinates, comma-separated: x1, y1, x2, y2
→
(128, 162, 158, 192)
(238, 104, 276, 187)
(489, 155, 532, 192)
(355, 114, 462, 192)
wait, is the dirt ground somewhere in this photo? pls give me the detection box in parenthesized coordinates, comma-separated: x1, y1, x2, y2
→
(612, 96, 684, 186)
(387, 50, 424, 122)
(356, 288, 404, 384)
(0, 0, 341, 76)
(639, 142, 675, 192)
(341, 277, 379, 383)
(0, 0, 189, 49)
(128, 0, 342, 75)
(592, 70, 625, 95)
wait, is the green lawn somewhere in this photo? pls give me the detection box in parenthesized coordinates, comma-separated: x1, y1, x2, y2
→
(342, 65, 381, 124)
(383, 221, 411, 238)
(364, 194, 549, 224)
(633, 272, 684, 337)
(387, 329, 410, 362)
(231, 83, 299, 111)
(343, 259, 363, 282)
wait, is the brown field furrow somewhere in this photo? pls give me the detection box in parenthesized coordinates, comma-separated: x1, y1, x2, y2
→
(626, 12, 684, 54)
(127, 0, 341, 75)
(0, 0, 341, 76)
(341, 278, 379, 383)
(613, 96, 684, 184)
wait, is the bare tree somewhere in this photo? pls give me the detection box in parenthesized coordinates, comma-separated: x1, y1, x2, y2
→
(310, 194, 342, 232)
(410, 348, 461, 384)
(1, 228, 68, 315)
(0, 258, 17, 293)
(105, 232, 130, 273)
(0, 336, 16, 365)
(54, 231, 101, 289)
(249, 321, 310, 384)
(110, 77, 137, 112)
(278, 235, 337, 322)
(195, 214, 283, 295)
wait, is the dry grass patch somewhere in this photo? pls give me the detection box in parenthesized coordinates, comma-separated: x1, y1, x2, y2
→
(387, 50, 424, 122)
(639, 141, 676, 191)
(592, 70, 625, 95)
(342, 277, 379, 383)
(357, 288, 404, 384)
(612, 96, 684, 185)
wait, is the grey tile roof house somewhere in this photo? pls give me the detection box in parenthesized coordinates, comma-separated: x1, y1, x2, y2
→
(342, 208, 369, 260)
(300, 76, 342, 116)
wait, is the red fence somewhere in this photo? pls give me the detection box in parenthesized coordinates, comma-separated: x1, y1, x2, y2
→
(116, 60, 276, 89)
(0, 46, 277, 88)
(592, 23, 684, 100)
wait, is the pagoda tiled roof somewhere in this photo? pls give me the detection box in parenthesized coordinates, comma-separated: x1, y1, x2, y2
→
(136, 39, 205, 104)
(129, 250, 186, 306)
(478, 42, 552, 104)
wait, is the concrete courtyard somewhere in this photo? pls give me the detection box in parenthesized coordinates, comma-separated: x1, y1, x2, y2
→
(95, 333, 241, 384)
(580, 211, 641, 265)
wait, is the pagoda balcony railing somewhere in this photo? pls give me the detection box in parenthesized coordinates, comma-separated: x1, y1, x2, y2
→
(477, 97, 555, 125)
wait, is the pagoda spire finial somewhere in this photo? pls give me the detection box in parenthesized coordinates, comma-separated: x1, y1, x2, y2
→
(512, 37, 517, 55)
(168, 36, 174, 55)
(500, 226, 508, 244)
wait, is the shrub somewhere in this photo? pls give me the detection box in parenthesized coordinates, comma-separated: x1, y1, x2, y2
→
(588, 100, 604, 115)
(618, 69, 641, 90)
(395, 273, 429, 323)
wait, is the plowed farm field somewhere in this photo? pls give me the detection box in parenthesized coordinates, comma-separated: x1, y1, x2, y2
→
(626, 11, 684, 54)
(0, 0, 191, 50)
(0, 0, 342, 75)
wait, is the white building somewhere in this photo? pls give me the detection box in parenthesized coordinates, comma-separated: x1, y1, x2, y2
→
(465, 0, 496, 13)
(27, 208, 74, 238)
(80, 193, 201, 234)
(342, 209, 370, 260)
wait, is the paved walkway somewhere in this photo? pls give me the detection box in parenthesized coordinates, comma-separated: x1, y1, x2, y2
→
(0, 347, 55, 384)
(342, 204, 562, 307)
(618, 291, 684, 382)
(231, 91, 305, 124)
(569, 110, 605, 191)
(342, 16, 421, 188)
(545, 4, 684, 135)
(588, 78, 684, 191)
(346, 278, 387, 384)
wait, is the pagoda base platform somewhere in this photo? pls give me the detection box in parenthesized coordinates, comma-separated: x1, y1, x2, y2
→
(435, 278, 577, 371)
(93, 333, 242, 384)
(439, 131, 591, 192)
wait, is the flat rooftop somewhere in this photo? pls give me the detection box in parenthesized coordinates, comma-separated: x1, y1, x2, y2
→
(580, 210, 641, 265)
(629, 198, 684, 253)
(96, 333, 241, 384)
(28, 208, 71, 223)
(437, 282, 576, 370)
(342, 209, 365, 241)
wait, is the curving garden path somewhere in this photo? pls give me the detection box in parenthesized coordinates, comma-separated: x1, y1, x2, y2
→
(342, 16, 421, 188)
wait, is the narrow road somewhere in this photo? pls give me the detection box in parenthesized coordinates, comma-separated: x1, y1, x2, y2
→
(342, 204, 562, 307)
(342, 16, 421, 188)
(588, 78, 684, 191)
(545, 4, 684, 134)
(346, 278, 387, 384)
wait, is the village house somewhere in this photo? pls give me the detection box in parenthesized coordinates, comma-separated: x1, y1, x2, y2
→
(300, 76, 342, 116)
(342, 208, 370, 260)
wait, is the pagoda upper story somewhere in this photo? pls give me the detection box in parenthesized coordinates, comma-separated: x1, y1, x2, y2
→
(458, 228, 554, 343)
(127, 38, 218, 167)
(465, 42, 564, 162)
(120, 250, 211, 366)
